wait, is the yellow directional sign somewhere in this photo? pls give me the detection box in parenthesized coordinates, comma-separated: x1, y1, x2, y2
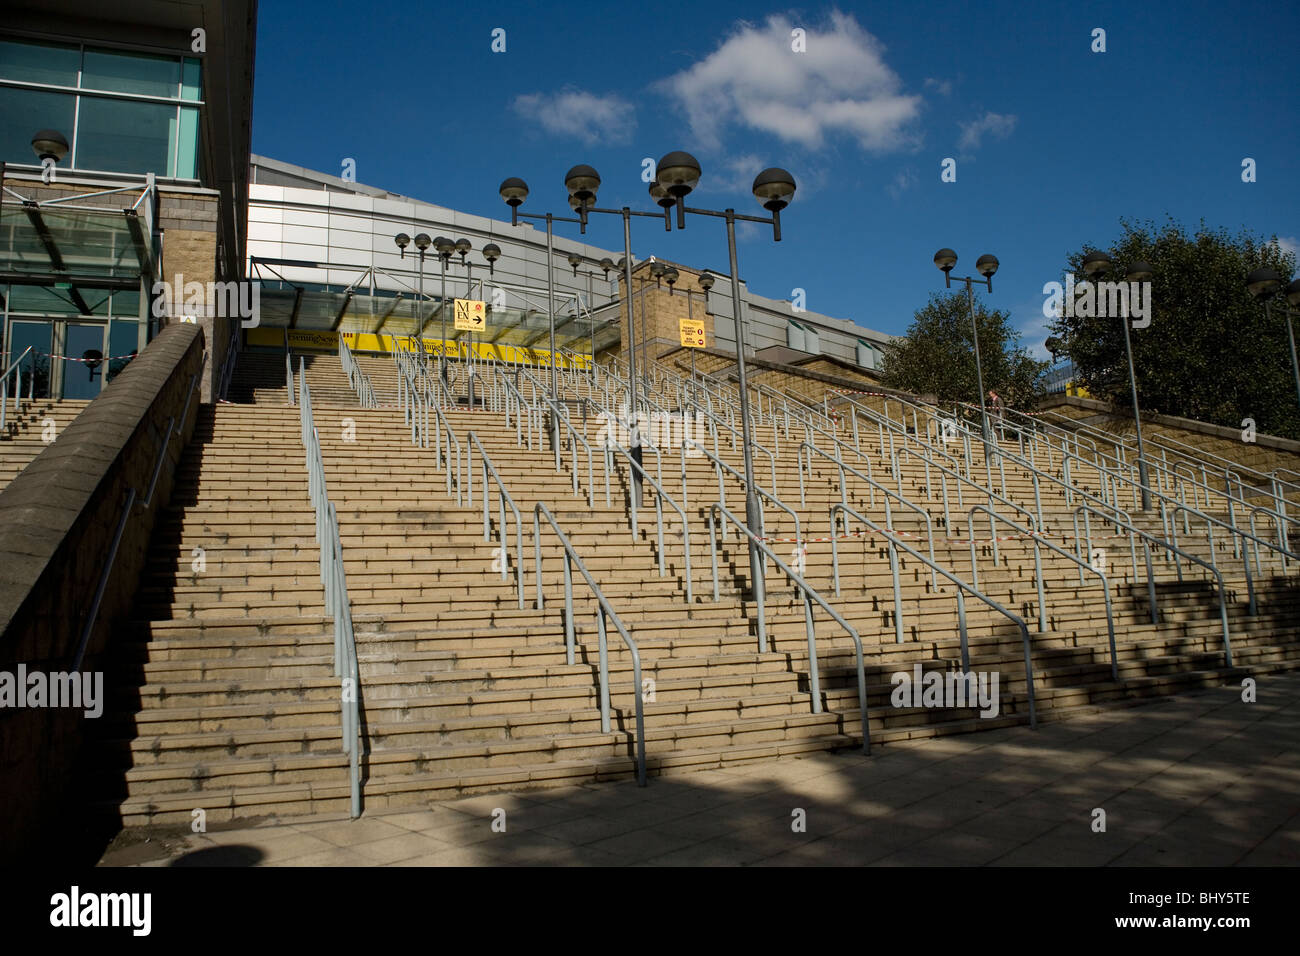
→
(679, 319, 707, 348)
(454, 298, 486, 332)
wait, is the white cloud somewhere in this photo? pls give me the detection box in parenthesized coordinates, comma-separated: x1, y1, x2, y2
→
(923, 77, 952, 96)
(958, 112, 1017, 151)
(887, 167, 916, 199)
(657, 11, 922, 153)
(1275, 235, 1300, 261)
(511, 88, 635, 145)
(704, 153, 764, 194)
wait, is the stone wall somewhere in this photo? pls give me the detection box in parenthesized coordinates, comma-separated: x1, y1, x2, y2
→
(0, 323, 204, 863)
(1039, 394, 1300, 479)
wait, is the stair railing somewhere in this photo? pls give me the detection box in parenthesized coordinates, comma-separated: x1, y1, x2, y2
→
(298, 365, 362, 819)
(830, 501, 1038, 727)
(285, 351, 294, 407)
(532, 502, 647, 786)
(967, 505, 1119, 681)
(1072, 502, 1235, 668)
(465, 432, 526, 609)
(707, 500, 870, 753)
(800, 441, 940, 590)
(681, 437, 802, 554)
(338, 335, 376, 408)
(604, 435, 694, 605)
(0, 345, 33, 434)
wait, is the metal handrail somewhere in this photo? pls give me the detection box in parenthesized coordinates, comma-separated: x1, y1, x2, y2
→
(967, 505, 1118, 681)
(707, 500, 870, 754)
(532, 502, 647, 785)
(284, 351, 294, 407)
(683, 438, 802, 552)
(799, 441, 939, 589)
(514, 365, 602, 506)
(830, 502, 1038, 727)
(501, 371, 541, 451)
(465, 432, 526, 609)
(339, 335, 376, 408)
(217, 323, 241, 402)
(0, 345, 34, 433)
(1073, 502, 1234, 668)
(71, 370, 199, 673)
(299, 365, 361, 818)
(676, 389, 779, 489)
(605, 436, 694, 604)
(395, 352, 462, 503)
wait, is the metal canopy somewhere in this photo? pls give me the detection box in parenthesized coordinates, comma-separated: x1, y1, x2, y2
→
(0, 179, 157, 316)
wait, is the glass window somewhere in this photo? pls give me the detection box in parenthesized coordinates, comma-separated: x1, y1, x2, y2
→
(107, 318, 140, 381)
(0, 85, 75, 166)
(180, 57, 201, 101)
(7, 284, 81, 316)
(81, 48, 178, 98)
(0, 38, 80, 87)
(6, 320, 53, 399)
(110, 289, 142, 318)
(75, 95, 174, 174)
(176, 106, 199, 178)
(62, 323, 105, 399)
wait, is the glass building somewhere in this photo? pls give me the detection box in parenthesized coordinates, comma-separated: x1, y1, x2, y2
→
(0, 0, 255, 402)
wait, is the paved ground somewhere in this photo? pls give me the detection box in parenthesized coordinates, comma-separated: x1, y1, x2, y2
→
(99, 674, 1300, 867)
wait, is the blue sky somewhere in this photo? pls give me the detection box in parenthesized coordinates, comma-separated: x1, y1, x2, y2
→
(251, 0, 1300, 357)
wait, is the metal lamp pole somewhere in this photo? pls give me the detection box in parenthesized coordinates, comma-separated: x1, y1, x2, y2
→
(933, 249, 999, 443)
(393, 232, 432, 359)
(1083, 252, 1155, 511)
(1247, 270, 1300, 409)
(661, 153, 796, 638)
(507, 168, 670, 506)
(431, 236, 458, 386)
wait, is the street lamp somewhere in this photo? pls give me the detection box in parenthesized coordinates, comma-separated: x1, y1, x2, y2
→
(502, 166, 673, 504)
(567, 254, 613, 381)
(1246, 268, 1300, 411)
(647, 150, 796, 639)
(933, 248, 999, 442)
(31, 129, 69, 164)
(1083, 251, 1155, 511)
(432, 235, 456, 384)
(394, 231, 432, 356)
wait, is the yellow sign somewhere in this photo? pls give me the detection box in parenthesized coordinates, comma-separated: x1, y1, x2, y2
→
(244, 327, 591, 370)
(454, 298, 486, 332)
(679, 319, 707, 348)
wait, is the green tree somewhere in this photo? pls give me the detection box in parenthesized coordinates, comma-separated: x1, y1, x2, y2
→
(1049, 218, 1298, 440)
(879, 291, 1047, 411)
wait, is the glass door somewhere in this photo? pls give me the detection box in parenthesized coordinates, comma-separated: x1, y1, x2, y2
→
(61, 323, 107, 399)
(4, 319, 53, 400)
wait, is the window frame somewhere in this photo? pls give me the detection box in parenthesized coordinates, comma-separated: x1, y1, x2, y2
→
(0, 32, 204, 181)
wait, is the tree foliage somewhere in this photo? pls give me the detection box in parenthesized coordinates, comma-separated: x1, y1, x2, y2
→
(1049, 218, 1299, 440)
(878, 291, 1047, 411)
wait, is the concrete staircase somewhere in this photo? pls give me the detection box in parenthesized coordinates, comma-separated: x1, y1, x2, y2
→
(92, 351, 1300, 827)
(0, 399, 90, 488)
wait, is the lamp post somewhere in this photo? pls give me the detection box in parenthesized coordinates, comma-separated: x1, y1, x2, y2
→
(503, 168, 671, 505)
(933, 249, 999, 442)
(432, 235, 457, 385)
(443, 239, 499, 409)
(393, 231, 432, 357)
(637, 150, 795, 633)
(692, 272, 715, 405)
(568, 254, 615, 382)
(1246, 268, 1300, 410)
(1082, 251, 1155, 511)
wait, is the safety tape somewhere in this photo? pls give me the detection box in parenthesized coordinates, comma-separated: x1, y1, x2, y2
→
(751, 526, 1133, 548)
(22, 349, 139, 364)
